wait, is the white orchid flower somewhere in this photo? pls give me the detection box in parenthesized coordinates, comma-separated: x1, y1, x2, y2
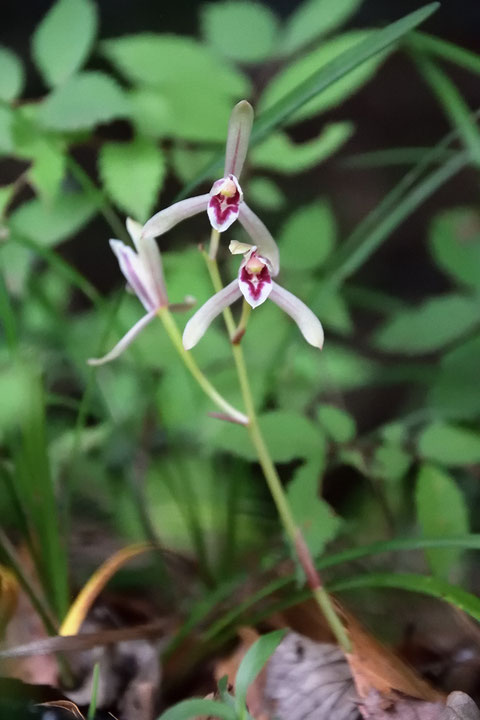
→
(183, 243, 324, 351)
(141, 101, 279, 273)
(88, 218, 172, 366)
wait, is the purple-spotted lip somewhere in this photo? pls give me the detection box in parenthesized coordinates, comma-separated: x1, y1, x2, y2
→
(207, 174, 243, 232)
(238, 249, 273, 308)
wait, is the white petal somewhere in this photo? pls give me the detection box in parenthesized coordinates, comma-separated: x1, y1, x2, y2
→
(229, 240, 254, 255)
(269, 283, 324, 349)
(125, 218, 168, 308)
(224, 100, 254, 179)
(183, 280, 242, 350)
(238, 204, 280, 276)
(126, 217, 143, 248)
(142, 195, 210, 239)
(87, 310, 158, 366)
(110, 239, 154, 311)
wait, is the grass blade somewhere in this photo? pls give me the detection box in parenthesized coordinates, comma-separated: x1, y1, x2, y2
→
(412, 32, 480, 75)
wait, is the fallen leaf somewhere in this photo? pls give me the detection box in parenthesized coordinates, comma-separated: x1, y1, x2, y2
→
(39, 699, 85, 718)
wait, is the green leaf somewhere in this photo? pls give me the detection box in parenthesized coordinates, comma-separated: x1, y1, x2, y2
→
(128, 88, 173, 139)
(247, 177, 285, 211)
(418, 422, 480, 466)
(158, 699, 235, 720)
(428, 335, 480, 418)
(211, 410, 324, 463)
(279, 201, 336, 270)
(99, 137, 166, 222)
(412, 32, 480, 78)
(317, 404, 356, 443)
(372, 443, 411, 484)
(429, 208, 480, 290)
(32, 0, 98, 87)
(330, 572, 480, 621)
(260, 31, 387, 124)
(8, 192, 96, 246)
(37, 72, 128, 130)
(374, 295, 480, 354)
(282, 0, 364, 55)
(416, 464, 469, 581)
(28, 141, 65, 201)
(0, 106, 14, 155)
(235, 630, 286, 709)
(0, 46, 24, 101)
(251, 122, 354, 173)
(201, 1, 279, 63)
(288, 461, 341, 557)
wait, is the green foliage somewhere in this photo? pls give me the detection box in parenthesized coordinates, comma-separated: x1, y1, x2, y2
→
(235, 630, 286, 708)
(282, 0, 364, 55)
(247, 177, 285, 211)
(0, 46, 24, 101)
(99, 138, 166, 222)
(201, 1, 279, 63)
(288, 461, 341, 557)
(32, 0, 98, 87)
(0, 106, 15, 155)
(428, 335, 480, 418)
(429, 208, 480, 290)
(279, 201, 336, 271)
(418, 423, 480, 466)
(37, 72, 129, 130)
(374, 295, 480, 354)
(317, 404, 356, 443)
(158, 699, 236, 720)
(8, 192, 96, 246)
(260, 32, 387, 124)
(416, 464, 469, 580)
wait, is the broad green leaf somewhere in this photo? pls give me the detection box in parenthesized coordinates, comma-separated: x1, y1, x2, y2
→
(8, 192, 96, 246)
(32, 0, 98, 87)
(279, 201, 336, 270)
(416, 464, 469, 581)
(0, 46, 24, 101)
(170, 146, 217, 184)
(372, 443, 410, 483)
(429, 208, 480, 290)
(317, 404, 356, 443)
(235, 630, 286, 708)
(128, 88, 173, 139)
(287, 461, 341, 557)
(282, 0, 364, 55)
(210, 410, 324, 463)
(251, 123, 354, 173)
(37, 72, 128, 130)
(374, 295, 480, 354)
(201, 1, 279, 63)
(0, 106, 14, 155)
(0, 364, 32, 433)
(418, 423, 480, 466)
(248, 177, 285, 211)
(28, 141, 65, 200)
(158, 699, 235, 720)
(428, 335, 480, 418)
(260, 32, 387, 124)
(99, 137, 166, 222)
(0, 184, 15, 216)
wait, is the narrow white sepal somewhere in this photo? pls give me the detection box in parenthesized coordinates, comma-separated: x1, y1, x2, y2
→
(110, 239, 154, 311)
(269, 282, 324, 349)
(238, 203, 280, 276)
(183, 280, 242, 350)
(87, 309, 158, 366)
(142, 195, 210, 239)
(224, 100, 254, 179)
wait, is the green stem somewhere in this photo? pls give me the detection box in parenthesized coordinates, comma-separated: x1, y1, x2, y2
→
(204, 232, 351, 652)
(158, 307, 248, 426)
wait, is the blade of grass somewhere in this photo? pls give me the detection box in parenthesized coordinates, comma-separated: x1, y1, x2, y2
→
(412, 32, 480, 75)
(87, 662, 100, 720)
(178, 3, 440, 198)
(0, 271, 18, 353)
(413, 54, 480, 167)
(342, 146, 455, 168)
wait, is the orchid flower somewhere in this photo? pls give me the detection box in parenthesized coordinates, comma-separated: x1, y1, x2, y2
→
(183, 242, 324, 351)
(141, 101, 279, 274)
(88, 218, 170, 366)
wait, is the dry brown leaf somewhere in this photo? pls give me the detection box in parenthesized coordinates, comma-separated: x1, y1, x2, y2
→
(39, 699, 85, 718)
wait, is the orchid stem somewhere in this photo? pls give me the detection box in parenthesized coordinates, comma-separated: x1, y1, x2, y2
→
(205, 230, 351, 653)
(158, 307, 248, 426)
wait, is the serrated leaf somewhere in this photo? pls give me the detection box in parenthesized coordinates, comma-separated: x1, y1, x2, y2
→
(288, 461, 341, 557)
(317, 404, 356, 443)
(201, 1, 279, 63)
(251, 122, 354, 173)
(279, 201, 336, 270)
(37, 72, 128, 130)
(374, 295, 480, 354)
(248, 176, 285, 210)
(428, 335, 480, 419)
(0, 46, 24, 101)
(32, 0, 98, 87)
(416, 463, 469, 581)
(210, 410, 324, 463)
(282, 0, 364, 55)
(99, 137, 166, 222)
(8, 192, 96, 246)
(259, 31, 387, 124)
(429, 207, 480, 290)
(235, 630, 286, 709)
(418, 422, 480, 466)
